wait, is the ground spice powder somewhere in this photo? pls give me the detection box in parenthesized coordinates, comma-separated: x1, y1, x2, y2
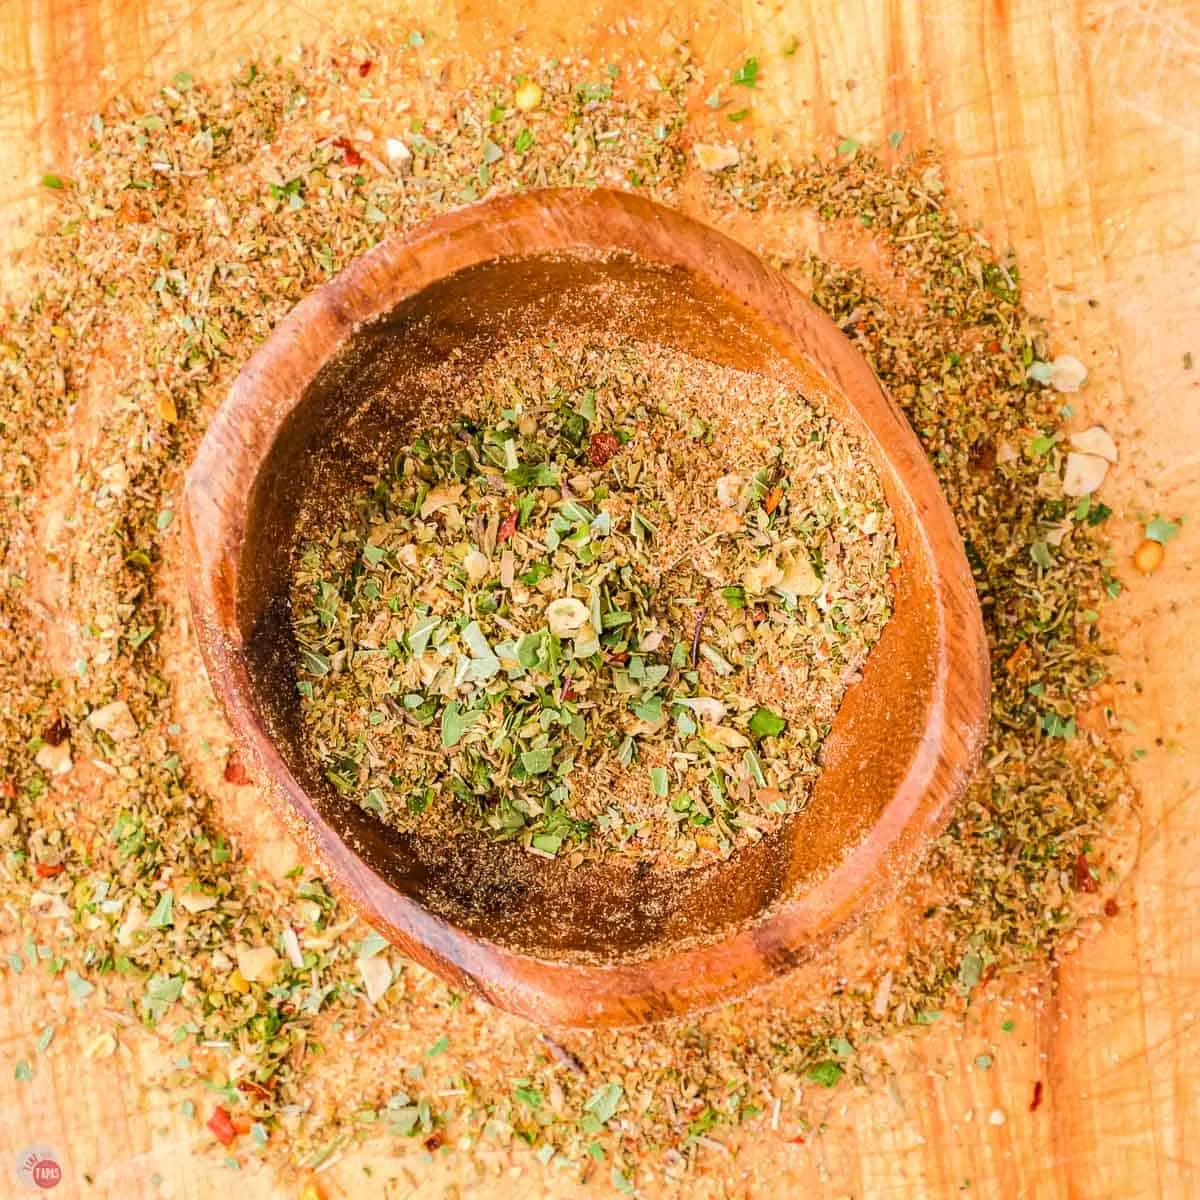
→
(290, 334, 895, 868)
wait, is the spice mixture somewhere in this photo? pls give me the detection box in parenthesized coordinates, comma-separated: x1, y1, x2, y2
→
(291, 336, 895, 866)
(0, 33, 1131, 1193)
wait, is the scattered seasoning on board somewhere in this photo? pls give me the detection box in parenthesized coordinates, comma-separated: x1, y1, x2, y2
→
(291, 336, 894, 867)
(0, 33, 1132, 1190)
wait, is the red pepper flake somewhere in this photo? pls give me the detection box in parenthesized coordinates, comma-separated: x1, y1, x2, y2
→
(588, 432, 621, 467)
(331, 136, 364, 168)
(34, 862, 65, 879)
(224, 753, 251, 786)
(789, 1134, 806, 1145)
(423, 1131, 445, 1151)
(1029, 1080, 1044, 1112)
(237, 1079, 273, 1102)
(1073, 852, 1098, 893)
(207, 1105, 238, 1146)
(358, 60, 373, 77)
(560, 680, 578, 702)
(1, 780, 15, 800)
(1103, 897, 1120, 917)
(763, 485, 784, 515)
(984, 339, 1002, 354)
(497, 510, 518, 543)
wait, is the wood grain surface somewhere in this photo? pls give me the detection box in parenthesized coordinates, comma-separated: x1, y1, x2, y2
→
(1, 0, 1198, 1197)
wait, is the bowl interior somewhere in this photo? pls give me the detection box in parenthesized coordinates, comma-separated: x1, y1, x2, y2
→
(232, 248, 938, 964)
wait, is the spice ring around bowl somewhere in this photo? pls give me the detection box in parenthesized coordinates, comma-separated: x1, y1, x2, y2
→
(182, 187, 990, 1028)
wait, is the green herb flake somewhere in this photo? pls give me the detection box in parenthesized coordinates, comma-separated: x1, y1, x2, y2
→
(732, 58, 759, 87)
(441, 702, 482, 748)
(958, 951, 983, 990)
(806, 1060, 844, 1087)
(582, 1081, 623, 1128)
(147, 890, 175, 929)
(127, 625, 155, 649)
(66, 970, 95, 1001)
(521, 748, 555, 776)
(749, 708, 787, 738)
(1040, 711, 1076, 740)
(299, 648, 330, 676)
(407, 615, 439, 656)
(357, 932, 389, 960)
(1145, 516, 1181, 544)
(143, 973, 184, 1021)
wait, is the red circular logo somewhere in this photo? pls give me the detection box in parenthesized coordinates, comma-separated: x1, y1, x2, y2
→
(31, 1160, 61, 1189)
(16, 1146, 62, 1191)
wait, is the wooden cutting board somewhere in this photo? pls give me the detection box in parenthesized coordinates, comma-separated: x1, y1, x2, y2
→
(1, 1, 1197, 1196)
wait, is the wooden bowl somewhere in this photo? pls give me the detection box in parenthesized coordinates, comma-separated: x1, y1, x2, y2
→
(183, 188, 989, 1028)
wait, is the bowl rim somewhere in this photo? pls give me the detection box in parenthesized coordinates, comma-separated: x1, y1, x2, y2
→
(183, 186, 990, 1027)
